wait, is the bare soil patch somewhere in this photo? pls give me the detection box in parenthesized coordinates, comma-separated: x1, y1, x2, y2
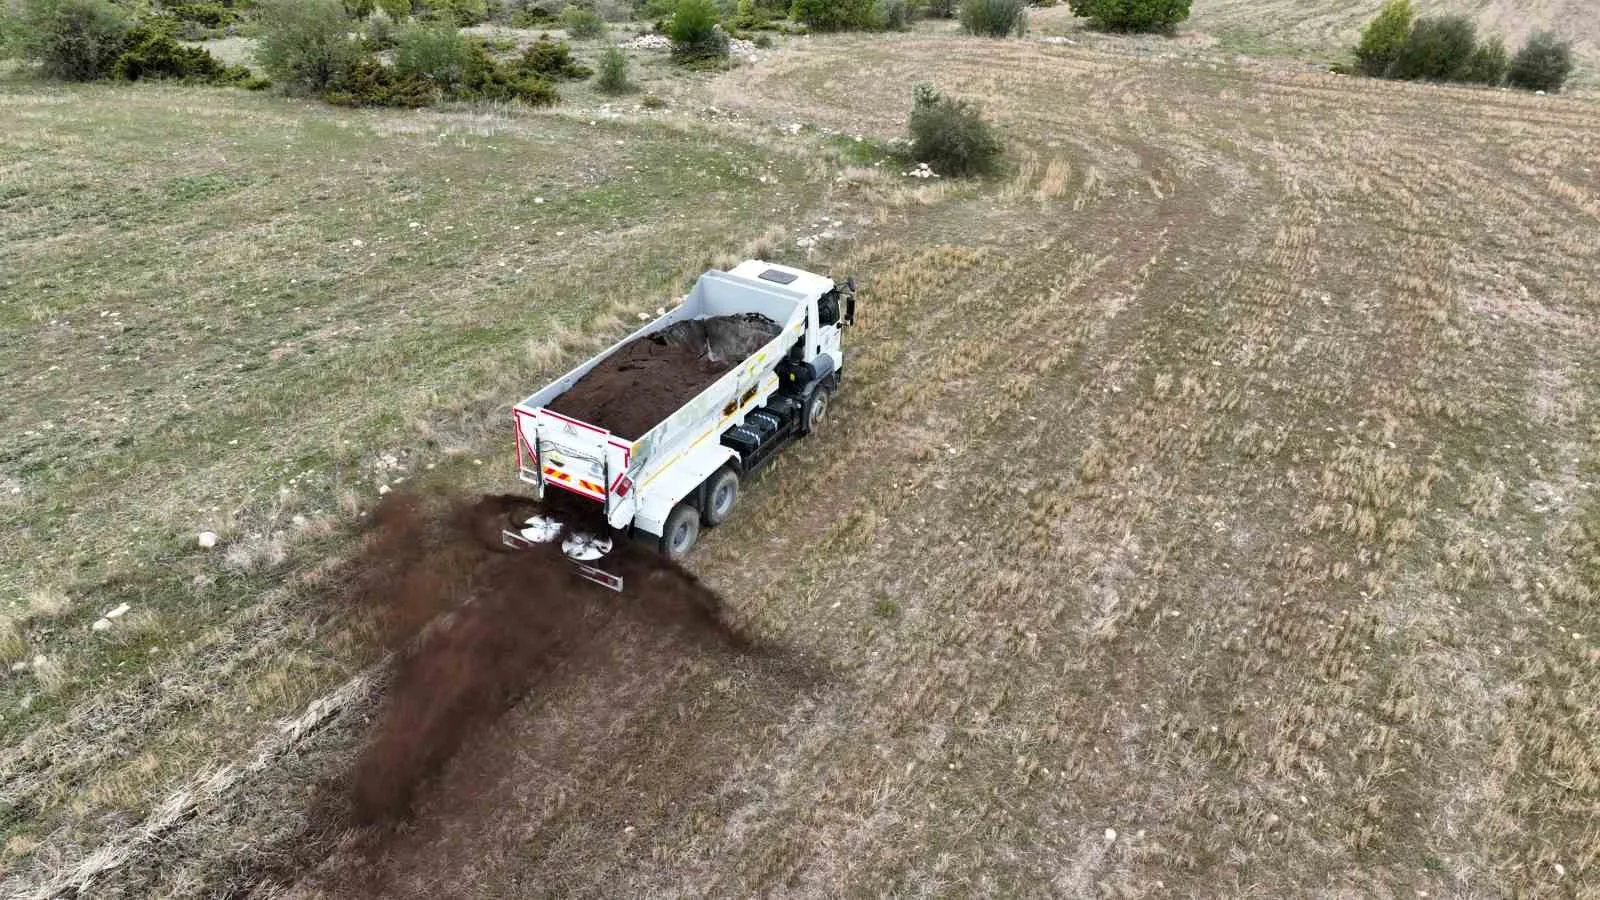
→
(548, 314, 781, 438)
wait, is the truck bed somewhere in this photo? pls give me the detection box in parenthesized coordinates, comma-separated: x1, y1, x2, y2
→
(546, 314, 781, 440)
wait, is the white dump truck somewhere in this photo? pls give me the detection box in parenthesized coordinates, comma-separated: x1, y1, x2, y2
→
(503, 260, 855, 589)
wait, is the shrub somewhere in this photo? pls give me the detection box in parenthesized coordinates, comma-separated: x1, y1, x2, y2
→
(907, 82, 1001, 177)
(959, 0, 1024, 37)
(1507, 30, 1573, 93)
(558, 2, 606, 36)
(640, 91, 664, 107)
(875, 0, 907, 30)
(1388, 14, 1475, 81)
(1066, 0, 1189, 32)
(169, 3, 237, 28)
(12, 0, 131, 80)
(595, 43, 630, 92)
(458, 39, 559, 101)
(375, 0, 413, 18)
(324, 53, 433, 104)
(112, 27, 250, 81)
(1353, 0, 1411, 76)
(362, 9, 398, 48)
(668, 0, 726, 64)
(518, 35, 590, 77)
(427, 0, 487, 25)
(255, 0, 357, 94)
(393, 19, 466, 87)
(752, 31, 771, 47)
(1464, 35, 1507, 85)
(789, 0, 875, 31)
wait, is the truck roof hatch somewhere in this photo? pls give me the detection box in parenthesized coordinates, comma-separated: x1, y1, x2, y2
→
(756, 268, 799, 285)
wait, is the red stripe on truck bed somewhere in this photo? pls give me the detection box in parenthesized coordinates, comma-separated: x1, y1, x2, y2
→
(539, 409, 609, 434)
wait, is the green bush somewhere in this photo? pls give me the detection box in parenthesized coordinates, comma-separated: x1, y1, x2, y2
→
(426, 0, 487, 25)
(640, 91, 664, 107)
(558, 2, 605, 36)
(959, 0, 1024, 37)
(169, 3, 237, 28)
(393, 19, 465, 87)
(255, 0, 358, 94)
(1066, 0, 1189, 32)
(376, 0, 413, 18)
(361, 9, 399, 47)
(595, 43, 630, 92)
(518, 35, 590, 77)
(907, 82, 1001, 177)
(1464, 34, 1507, 85)
(923, 0, 954, 16)
(875, 0, 907, 30)
(458, 39, 559, 101)
(1388, 14, 1476, 81)
(12, 0, 131, 80)
(1353, 0, 1411, 76)
(668, 0, 726, 64)
(324, 53, 434, 104)
(789, 0, 875, 31)
(1507, 30, 1573, 93)
(112, 27, 250, 81)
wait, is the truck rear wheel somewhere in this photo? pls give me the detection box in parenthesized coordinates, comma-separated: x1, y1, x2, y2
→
(660, 503, 700, 560)
(702, 467, 739, 527)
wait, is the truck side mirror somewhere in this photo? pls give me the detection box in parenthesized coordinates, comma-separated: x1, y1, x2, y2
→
(844, 278, 857, 326)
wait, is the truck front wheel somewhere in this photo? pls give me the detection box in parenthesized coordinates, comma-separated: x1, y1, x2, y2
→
(660, 503, 701, 560)
(801, 385, 832, 435)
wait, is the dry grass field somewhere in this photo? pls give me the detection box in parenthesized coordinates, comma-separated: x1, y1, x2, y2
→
(3, 8, 1600, 899)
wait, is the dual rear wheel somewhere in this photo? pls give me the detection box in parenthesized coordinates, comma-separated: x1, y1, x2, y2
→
(659, 466, 739, 560)
(658, 383, 834, 560)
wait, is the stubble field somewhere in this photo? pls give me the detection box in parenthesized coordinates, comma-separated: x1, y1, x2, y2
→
(3, 17, 1599, 900)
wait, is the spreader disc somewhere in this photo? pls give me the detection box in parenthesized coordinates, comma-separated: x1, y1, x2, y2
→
(518, 515, 563, 543)
(562, 532, 613, 561)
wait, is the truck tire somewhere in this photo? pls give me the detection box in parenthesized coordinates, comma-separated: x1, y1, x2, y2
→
(702, 467, 739, 527)
(800, 384, 833, 435)
(660, 503, 700, 560)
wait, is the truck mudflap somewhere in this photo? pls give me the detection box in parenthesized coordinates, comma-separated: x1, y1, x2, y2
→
(501, 514, 625, 592)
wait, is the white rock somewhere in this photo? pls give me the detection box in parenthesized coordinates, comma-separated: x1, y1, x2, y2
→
(105, 603, 131, 619)
(33, 655, 46, 668)
(10, 661, 27, 672)
(291, 514, 308, 527)
(91, 618, 112, 632)
(378, 484, 392, 495)
(534, 197, 545, 204)
(351, 238, 365, 248)
(197, 531, 218, 549)
(1104, 828, 1117, 842)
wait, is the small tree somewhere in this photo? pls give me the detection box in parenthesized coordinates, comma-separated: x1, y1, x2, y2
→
(874, 0, 908, 30)
(790, 0, 875, 31)
(255, 0, 357, 94)
(595, 44, 630, 92)
(1464, 35, 1507, 85)
(12, 0, 131, 80)
(923, 0, 955, 17)
(1353, 0, 1411, 76)
(1507, 30, 1573, 93)
(908, 82, 1002, 177)
(1066, 0, 1190, 33)
(376, 0, 413, 18)
(959, 0, 1025, 37)
(393, 19, 466, 88)
(559, 2, 606, 37)
(1388, 14, 1476, 81)
(668, 0, 726, 64)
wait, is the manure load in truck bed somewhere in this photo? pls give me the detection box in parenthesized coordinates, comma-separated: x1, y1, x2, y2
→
(546, 313, 783, 440)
